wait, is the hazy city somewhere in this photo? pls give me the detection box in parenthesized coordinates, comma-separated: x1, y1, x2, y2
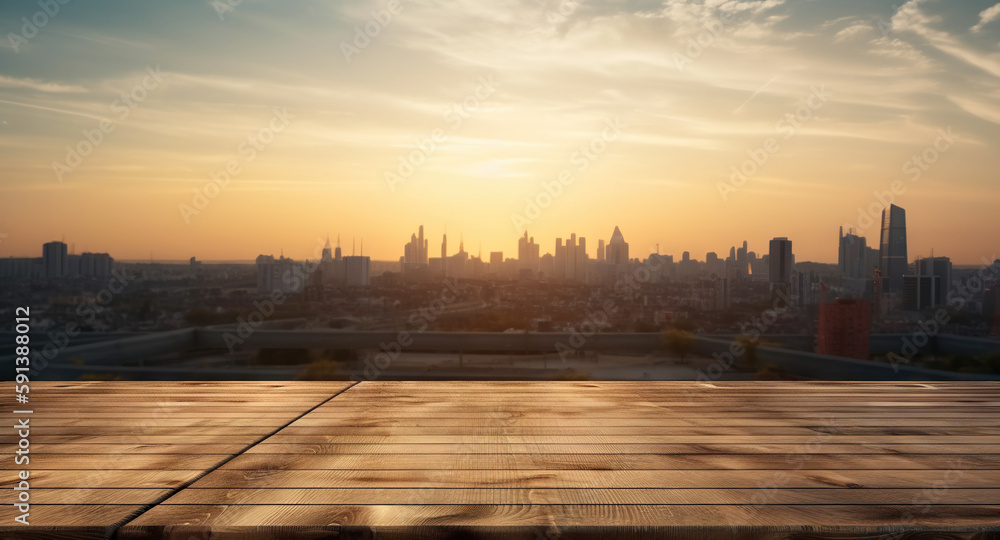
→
(2, 0, 999, 538)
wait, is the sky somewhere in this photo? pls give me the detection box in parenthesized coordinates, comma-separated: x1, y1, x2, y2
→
(0, 0, 999, 264)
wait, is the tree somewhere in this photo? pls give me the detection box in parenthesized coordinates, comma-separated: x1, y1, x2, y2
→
(662, 328, 695, 363)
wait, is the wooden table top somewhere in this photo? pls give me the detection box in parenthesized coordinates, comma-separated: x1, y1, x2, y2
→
(2, 381, 999, 539)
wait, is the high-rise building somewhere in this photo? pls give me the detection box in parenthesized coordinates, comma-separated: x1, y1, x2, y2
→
(518, 232, 540, 274)
(322, 237, 333, 263)
(597, 239, 606, 262)
(489, 251, 503, 276)
(916, 256, 952, 306)
(768, 237, 793, 285)
(344, 256, 370, 286)
(879, 204, 907, 294)
(256, 254, 307, 295)
(43, 241, 68, 278)
(605, 226, 629, 265)
(902, 274, 940, 311)
(818, 298, 871, 360)
(839, 227, 878, 279)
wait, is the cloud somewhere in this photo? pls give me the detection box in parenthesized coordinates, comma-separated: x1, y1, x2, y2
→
(972, 2, 1000, 33)
(0, 75, 87, 93)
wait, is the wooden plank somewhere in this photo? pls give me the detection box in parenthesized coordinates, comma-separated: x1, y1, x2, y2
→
(0, 488, 170, 505)
(0, 505, 142, 538)
(246, 442, 1000, 455)
(161, 487, 1000, 506)
(0, 454, 229, 470)
(118, 503, 1000, 529)
(0, 469, 206, 489)
(254, 434, 1000, 444)
(218, 452, 1000, 471)
(185, 469, 1000, 489)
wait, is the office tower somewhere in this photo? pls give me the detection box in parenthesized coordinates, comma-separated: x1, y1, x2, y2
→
(489, 251, 503, 276)
(916, 256, 952, 306)
(77, 252, 113, 277)
(43, 241, 68, 278)
(447, 238, 468, 278)
(872, 268, 884, 318)
(716, 278, 732, 310)
(518, 232, 540, 273)
(902, 274, 939, 311)
(441, 234, 447, 260)
(818, 298, 871, 359)
(597, 240, 606, 262)
(879, 204, 907, 294)
(418, 225, 426, 264)
(606, 226, 629, 265)
(344, 256, 371, 286)
(768, 238, 793, 284)
(839, 227, 878, 279)
(256, 254, 307, 295)
(554, 238, 565, 280)
(335, 235, 342, 260)
(322, 237, 333, 263)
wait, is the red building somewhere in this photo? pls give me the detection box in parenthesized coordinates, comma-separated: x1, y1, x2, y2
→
(818, 298, 871, 360)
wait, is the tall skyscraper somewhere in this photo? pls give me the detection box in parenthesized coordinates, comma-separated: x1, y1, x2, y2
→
(43, 241, 68, 278)
(768, 237, 793, 285)
(917, 256, 952, 305)
(879, 204, 907, 294)
(321, 236, 333, 263)
(518, 232, 540, 273)
(605, 226, 629, 265)
(597, 239, 606, 262)
(839, 227, 878, 279)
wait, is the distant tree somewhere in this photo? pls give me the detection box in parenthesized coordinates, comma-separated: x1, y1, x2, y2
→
(662, 329, 695, 363)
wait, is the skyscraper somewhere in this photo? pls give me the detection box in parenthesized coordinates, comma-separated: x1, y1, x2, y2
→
(879, 204, 907, 294)
(43, 241, 68, 278)
(768, 237, 793, 285)
(839, 227, 878, 280)
(605, 226, 629, 265)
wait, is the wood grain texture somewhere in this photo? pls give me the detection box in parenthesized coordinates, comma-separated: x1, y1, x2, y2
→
(1, 382, 351, 540)
(6, 381, 1000, 540)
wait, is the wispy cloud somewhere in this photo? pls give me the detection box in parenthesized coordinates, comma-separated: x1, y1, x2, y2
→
(972, 2, 1000, 33)
(0, 75, 87, 94)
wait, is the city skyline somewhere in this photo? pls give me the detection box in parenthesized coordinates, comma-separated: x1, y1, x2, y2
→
(2, 1, 1000, 263)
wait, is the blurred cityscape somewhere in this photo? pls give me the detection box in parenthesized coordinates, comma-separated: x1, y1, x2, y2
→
(2, 203, 999, 380)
